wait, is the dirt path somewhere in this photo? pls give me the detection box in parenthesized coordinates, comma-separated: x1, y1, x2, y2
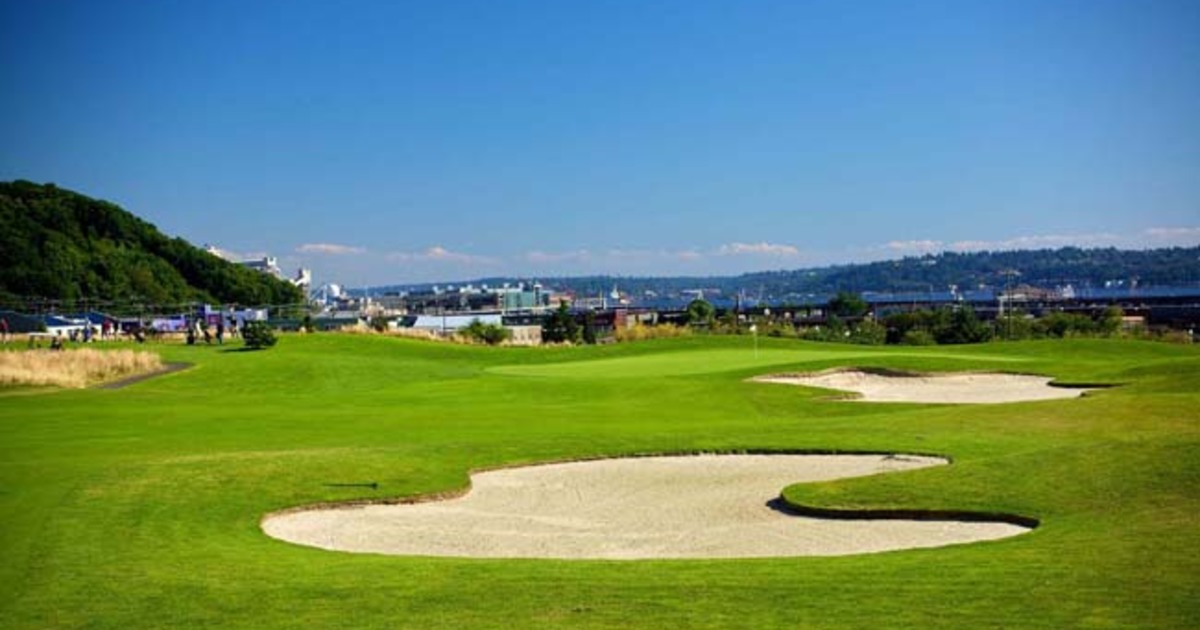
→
(95, 362, 191, 390)
(262, 454, 1030, 559)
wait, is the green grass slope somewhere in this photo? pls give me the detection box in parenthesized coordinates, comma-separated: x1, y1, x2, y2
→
(0, 336, 1197, 629)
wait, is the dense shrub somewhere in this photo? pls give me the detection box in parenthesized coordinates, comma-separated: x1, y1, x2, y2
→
(461, 319, 511, 346)
(828, 291, 869, 318)
(799, 315, 848, 342)
(847, 319, 887, 345)
(995, 311, 1036, 340)
(685, 299, 716, 327)
(541, 303, 580, 344)
(900, 329, 937, 346)
(934, 308, 992, 344)
(883, 307, 991, 345)
(369, 316, 390, 333)
(582, 311, 598, 345)
(763, 322, 798, 338)
(242, 321, 277, 349)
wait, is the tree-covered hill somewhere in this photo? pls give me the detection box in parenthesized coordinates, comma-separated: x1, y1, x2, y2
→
(737, 246, 1200, 296)
(0, 181, 304, 308)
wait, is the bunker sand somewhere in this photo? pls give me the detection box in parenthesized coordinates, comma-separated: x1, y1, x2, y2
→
(753, 369, 1092, 403)
(262, 455, 1030, 559)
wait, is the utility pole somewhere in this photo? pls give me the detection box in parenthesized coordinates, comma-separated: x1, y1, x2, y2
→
(1000, 269, 1021, 340)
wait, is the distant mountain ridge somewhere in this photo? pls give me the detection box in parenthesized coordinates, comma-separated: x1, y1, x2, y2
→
(0, 181, 304, 308)
(731, 246, 1200, 298)
(379, 246, 1200, 300)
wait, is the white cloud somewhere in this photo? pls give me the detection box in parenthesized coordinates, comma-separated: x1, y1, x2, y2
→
(296, 242, 367, 255)
(948, 233, 1121, 252)
(532, 248, 675, 262)
(517, 248, 706, 276)
(424, 246, 468, 262)
(601, 248, 710, 262)
(939, 229, 1200, 252)
(387, 246, 496, 265)
(604, 248, 656, 259)
(516, 245, 802, 276)
(525, 249, 592, 264)
(885, 239, 944, 254)
(1143, 227, 1200, 246)
(715, 242, 801, 257)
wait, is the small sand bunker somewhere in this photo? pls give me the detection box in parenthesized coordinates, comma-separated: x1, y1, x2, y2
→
(262, 455, 1030, 559)
(754, 370, 1091, 404)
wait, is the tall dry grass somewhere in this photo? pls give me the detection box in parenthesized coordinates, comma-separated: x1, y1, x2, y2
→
(339, 325, 448, 341)
(0, 348, 163, 388)
(613, 322, 693, 342)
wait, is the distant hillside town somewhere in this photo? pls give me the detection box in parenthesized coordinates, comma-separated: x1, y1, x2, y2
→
(203, 245, 312, 293)
(1, 180, 1198, 345)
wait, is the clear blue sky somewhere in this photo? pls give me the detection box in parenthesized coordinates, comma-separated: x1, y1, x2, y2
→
(2, 0, 1198, 286)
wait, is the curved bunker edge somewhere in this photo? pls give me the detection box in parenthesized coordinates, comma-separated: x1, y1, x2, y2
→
(260, 451, 1037, 559)
(750, 367, 1105, 404)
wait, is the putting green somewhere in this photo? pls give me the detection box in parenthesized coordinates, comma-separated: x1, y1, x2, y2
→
(490, 347, 1027, 379)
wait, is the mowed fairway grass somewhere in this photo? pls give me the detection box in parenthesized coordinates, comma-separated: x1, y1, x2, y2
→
(1, 335, 1198, 629)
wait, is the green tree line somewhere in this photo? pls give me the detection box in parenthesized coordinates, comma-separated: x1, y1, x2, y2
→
(675, 295, 1128, 347)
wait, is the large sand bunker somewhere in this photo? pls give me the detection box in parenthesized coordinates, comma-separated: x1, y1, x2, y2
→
(753, 370, 1091, 403)
(262, 454, 1030, 559)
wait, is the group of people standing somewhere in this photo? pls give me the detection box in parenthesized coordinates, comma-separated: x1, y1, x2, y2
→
(4, 313, 252, 349)
(13, 316, 150, 350)
(61, 318, 123, 343)
(10, 316, 134, 350)
(185, 316, 239, 346)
